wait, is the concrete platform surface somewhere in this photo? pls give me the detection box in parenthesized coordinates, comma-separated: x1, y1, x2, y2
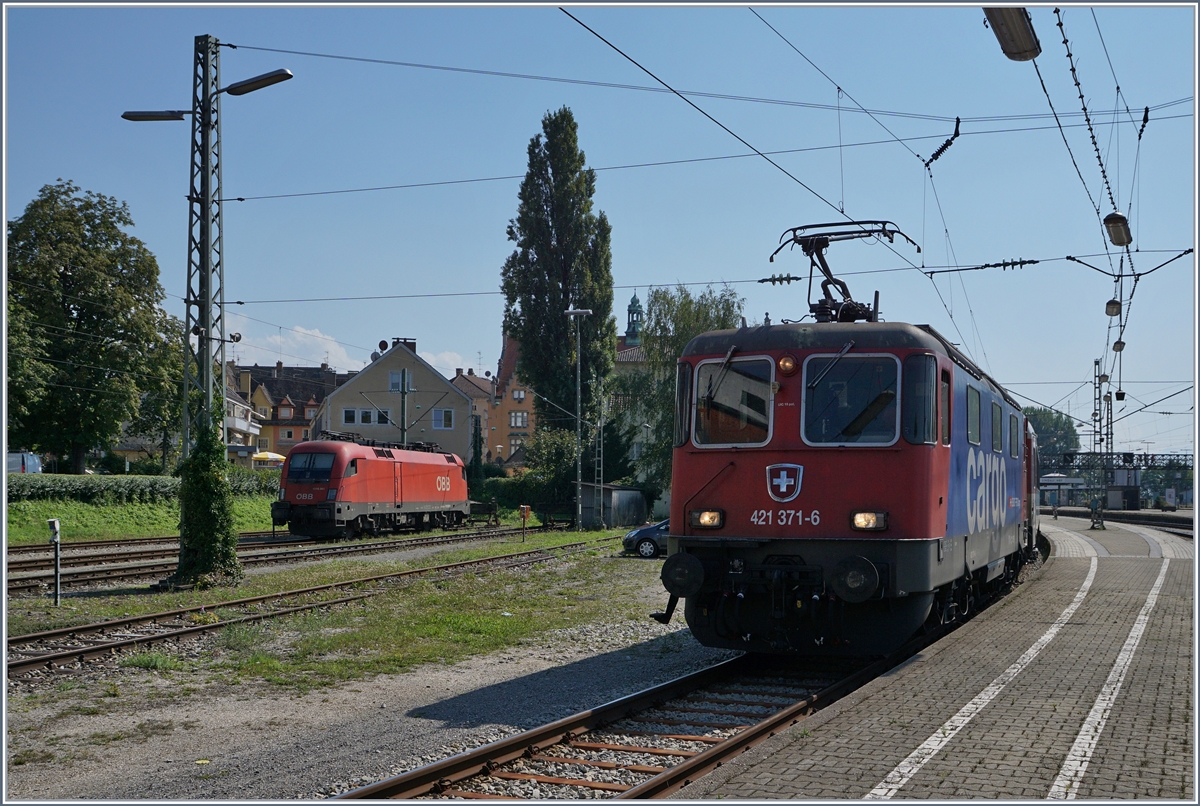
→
(674, 517, 1193, 800)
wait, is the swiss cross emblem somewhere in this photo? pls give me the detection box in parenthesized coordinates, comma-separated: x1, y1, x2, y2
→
(766, 464, 803, 503)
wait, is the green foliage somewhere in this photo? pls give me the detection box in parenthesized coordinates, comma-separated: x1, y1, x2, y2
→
(6, 469, 276, 503)
(582, 419, 635, 485)
(524, 428, 578, 503)
(125, 310, 185, 473)
(176, 424, 242, 585)
(611, 284, 745, 494)
(5, 294, 52, 434)
(6, 180, 168, 473)
(1023, 406, 1081, 468)
(501, 107, 617, 432)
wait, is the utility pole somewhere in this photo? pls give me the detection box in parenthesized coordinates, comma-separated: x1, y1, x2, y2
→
(566, 308, 592, 531)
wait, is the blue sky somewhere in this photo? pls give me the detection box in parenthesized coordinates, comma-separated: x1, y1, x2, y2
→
(4, 4, 1195, 455)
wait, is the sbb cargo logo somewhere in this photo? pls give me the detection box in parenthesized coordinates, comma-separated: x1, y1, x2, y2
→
(766, 464, 803, 503)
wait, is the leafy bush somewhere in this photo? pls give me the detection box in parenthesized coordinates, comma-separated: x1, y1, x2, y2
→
(7, 466, 278, 503)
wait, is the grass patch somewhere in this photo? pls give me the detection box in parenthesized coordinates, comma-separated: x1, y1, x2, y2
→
(11, 749, 55, 765)
(119, 651, 186, 671)
(5, 496, 276, 546)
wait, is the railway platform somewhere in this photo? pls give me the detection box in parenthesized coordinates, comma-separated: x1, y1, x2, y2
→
(674, 516, 1194, 800)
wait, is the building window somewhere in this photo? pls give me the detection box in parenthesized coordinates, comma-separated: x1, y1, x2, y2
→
(302, 429, 310, 440)
(513, 389, 526, 401)
(433, 408, 454, 430)
(280, 406, 292, 419)
(257, 438, 270, 450)
(283, 430, 293, 440)
(305, 407, 317, 419)
(343, 408, 356, 425)
(361, 409, 373, 425)
(509, 410, 528, 428)
(509, 437, 523, 454)
(258, 407, 269, 418)
(389, 369, 412, 393)
(378, 410, 390, 425)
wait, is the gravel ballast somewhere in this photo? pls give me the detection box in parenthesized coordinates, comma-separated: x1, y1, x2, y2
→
(5, 572, 738, 800)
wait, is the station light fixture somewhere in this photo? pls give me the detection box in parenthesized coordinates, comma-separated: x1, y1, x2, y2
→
(1116, 389, 1126, 401)
(1103, 212, 1133, 247)
(983, 8, 1042, 61)
(1113, 339, 1126, 352)
(1099, 373, 1110, 383)
(222, 68, 293, 96)
(1105, 298, 1122, 317)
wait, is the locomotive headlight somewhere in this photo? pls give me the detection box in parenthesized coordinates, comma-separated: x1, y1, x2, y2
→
(777, 354, 798, 375)
(851, 511, 888, 531)
(689, 509, 724, 528)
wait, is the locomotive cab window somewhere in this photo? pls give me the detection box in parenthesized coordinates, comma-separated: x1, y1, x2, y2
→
(694, 357, 773, 446)
(941, 369, 951, 445)
(674, 362, 692, 447)
(287, 452, 335, 483)
(803, 354, 899, 446)
(966, 386, 980, 445)
(1009, 413, 1019, 458)
(991, 402, 1003, 452)
(902, 354, 937, 445)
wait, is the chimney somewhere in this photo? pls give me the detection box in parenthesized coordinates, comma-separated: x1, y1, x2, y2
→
(320, 362, 329, 371)
(467, 368, 475, 376)
(393, 337, 417, 353)
(456, 368, 463, 376)
(239, 370, 251, 395)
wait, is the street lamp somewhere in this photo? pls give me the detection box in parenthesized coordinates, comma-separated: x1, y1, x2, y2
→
(984, 7, 1042, 61)
(123, 35, 291, 458)
(566, 308, 592, 531)
(1103, 212, 1133, 247)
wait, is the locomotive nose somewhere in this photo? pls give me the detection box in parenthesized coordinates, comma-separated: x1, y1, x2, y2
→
(830, 555, 880, 603)
(661, 552, 705, 598)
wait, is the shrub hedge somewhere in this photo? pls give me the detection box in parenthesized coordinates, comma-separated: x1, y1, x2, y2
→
(7, 469, 279, 504)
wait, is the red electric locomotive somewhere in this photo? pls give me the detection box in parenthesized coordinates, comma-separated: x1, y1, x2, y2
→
(656, 223, 1040, 656)
(271, 432, 470, 538)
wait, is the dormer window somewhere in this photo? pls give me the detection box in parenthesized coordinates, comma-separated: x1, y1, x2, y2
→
(305, 407, 317, 419)
(280, 407, 293, 419)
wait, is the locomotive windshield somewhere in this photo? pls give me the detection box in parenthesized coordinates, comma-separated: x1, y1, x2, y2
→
(803, 355, 899, 445)
(694, 357, 773, 445)
(287, 452, 336, 482)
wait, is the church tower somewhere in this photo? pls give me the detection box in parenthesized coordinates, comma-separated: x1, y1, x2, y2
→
(624, 292, 643, 347)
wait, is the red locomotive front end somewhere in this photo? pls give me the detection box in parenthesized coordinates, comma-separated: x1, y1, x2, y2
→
(662, 322, 977, 656)
(272, 435, 469, 538)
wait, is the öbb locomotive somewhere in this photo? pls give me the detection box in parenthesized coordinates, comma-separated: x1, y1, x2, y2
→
(271, 432, 470, 538)
(657, 222, 1040, 657)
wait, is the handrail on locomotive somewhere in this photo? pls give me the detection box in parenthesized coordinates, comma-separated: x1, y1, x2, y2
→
(764, 220, 920, 324)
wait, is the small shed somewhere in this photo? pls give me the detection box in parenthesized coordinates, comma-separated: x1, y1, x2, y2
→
(579, 482, 648, 529)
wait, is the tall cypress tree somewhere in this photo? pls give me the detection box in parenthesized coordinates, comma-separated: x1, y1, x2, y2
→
(501, 107, 616, 432)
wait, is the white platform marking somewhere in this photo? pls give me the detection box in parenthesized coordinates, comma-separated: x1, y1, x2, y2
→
(865, 557, 1099, 799)
(1046, 558, 1171, 799)
(1119, 522, 1193, 560)
(1040, 523, 1102, 558)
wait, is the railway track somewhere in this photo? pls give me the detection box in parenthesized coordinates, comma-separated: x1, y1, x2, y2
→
(334, 628, 947, 800)
(4, 529, 294, 557)
(7, 537, 613, 679)
(6, 525, 562, 595)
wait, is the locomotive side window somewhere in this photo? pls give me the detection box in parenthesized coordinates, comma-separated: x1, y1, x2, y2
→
(673, 362, 692, 447)
(803, 355, 898, 445)
(991, 402, 1003, 452)
(1009, 413, 1019, 458)
(287, 452, 336, 482)
(694, 357, 773, 445)
(941, 369, 951, 445)
(902, 354, 937, 445)
(967, 386, 980, 445)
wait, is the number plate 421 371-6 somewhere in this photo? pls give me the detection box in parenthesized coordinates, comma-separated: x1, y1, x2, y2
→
(750, 509, 820, 526)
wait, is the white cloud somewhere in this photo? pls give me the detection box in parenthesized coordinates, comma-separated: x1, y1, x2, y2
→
(227, 314, 365, 371)
(419, 351, 465, 378)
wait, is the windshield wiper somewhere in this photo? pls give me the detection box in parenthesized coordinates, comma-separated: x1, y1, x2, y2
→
(703, 345, 738, 409)
(808, 340, 855, 389)
(838, 389, 896, 438)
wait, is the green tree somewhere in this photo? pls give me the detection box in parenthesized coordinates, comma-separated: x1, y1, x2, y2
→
(501, 107, 616, 432)
(611, 284, 745, 495)
(176, 422, 242, 586)
(126, 309, 185, 474)
(1023, 406, 1081, 469)
(523, 428, 578, 504)
(7, 180, 166, 473)
(5, 293, 53, 439)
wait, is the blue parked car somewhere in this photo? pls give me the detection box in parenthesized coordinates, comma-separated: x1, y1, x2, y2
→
(623, 519, 669, 558)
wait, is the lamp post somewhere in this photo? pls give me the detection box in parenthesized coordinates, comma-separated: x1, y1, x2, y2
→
(566, 308, 592, 531)
(124, 34, 291, 458)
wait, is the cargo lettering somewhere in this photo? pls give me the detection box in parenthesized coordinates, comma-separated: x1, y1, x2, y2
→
(966, 447, 1007, 534)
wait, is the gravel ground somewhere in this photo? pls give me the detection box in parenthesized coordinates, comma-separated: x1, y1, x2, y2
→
(5, 571, 738, 800)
